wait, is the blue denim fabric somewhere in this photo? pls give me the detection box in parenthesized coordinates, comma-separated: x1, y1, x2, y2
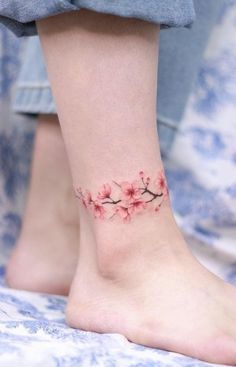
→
(13, 37, 55, 114)
(0, 1, 195, 37)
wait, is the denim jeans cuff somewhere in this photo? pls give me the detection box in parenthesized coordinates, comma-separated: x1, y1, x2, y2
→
(13, 85, 57, 115)
(0, 0, 195, 37)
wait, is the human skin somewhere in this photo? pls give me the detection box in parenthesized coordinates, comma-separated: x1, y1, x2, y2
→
(35, 10, 236, 364)
(6, 114, 79, 295)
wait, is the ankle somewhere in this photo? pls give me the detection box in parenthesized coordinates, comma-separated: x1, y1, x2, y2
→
(91, 207, 189, 281)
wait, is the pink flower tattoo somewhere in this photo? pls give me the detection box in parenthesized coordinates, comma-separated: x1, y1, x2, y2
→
(74, 170, 169, 222)
(120, 181, 141, 201)
(92, 201, 106, 219)
(97, 183, 112, 200)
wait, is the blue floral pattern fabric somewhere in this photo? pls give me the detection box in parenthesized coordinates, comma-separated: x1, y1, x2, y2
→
(167, 2, 236, 285)
(0, 4, 236, 366)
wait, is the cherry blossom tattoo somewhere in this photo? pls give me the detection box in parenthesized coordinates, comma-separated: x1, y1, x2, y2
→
(74, 170, 169, 222)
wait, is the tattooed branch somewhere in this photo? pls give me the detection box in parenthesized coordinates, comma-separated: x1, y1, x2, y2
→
(74, 170, 169, 222)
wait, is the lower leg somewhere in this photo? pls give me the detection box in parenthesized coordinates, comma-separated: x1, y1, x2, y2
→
(7, 114, 79, 295)
(37, 11, 236, 364)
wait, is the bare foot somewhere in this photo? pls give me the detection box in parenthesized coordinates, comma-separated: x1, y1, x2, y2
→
(35, 12, 236, 361)
(6, 115, 79, 295)
(6, 193, 78, 295)
(67, 204, 236, 364)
